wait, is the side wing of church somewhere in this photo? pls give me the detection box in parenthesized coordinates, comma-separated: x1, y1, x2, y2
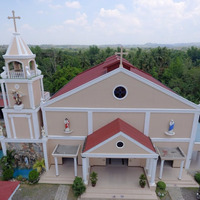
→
(1, 13, 200, 187)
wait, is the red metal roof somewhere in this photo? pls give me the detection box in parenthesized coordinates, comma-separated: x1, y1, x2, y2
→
(0, 181, 20, 200)
(0, 98, 4, 107)
(51, 55, 172, 99)
(83, 118, 156, 153)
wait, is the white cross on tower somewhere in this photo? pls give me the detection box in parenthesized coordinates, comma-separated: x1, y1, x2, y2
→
(8, 10, 21, 33)
(115, 46, 128, 68)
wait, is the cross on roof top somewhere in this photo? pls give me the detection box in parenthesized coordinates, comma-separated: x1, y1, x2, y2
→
(115, 46, 128, 68)
(8, 10, 21, 33)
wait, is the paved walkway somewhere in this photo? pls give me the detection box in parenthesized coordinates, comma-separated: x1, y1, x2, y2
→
(54, 185, 70, 200)
(168, 187, 184, 200)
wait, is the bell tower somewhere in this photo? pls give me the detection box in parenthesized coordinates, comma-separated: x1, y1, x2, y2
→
(0, 11, 47, 140)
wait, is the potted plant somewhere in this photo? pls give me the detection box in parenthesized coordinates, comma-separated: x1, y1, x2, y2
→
(139, 173, 146, 188)
(90, 171, 98, 187)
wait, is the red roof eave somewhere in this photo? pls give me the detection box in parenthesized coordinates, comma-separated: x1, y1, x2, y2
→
(83, 118, 156, 153)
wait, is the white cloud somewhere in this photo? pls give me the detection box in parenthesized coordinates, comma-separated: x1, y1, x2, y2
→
(65, 1, 81, 9)
(48, 4, 62, 9)
(99, 8, 120, 18)
(115, 4, 126, 11)
(37, 10, 48, 15)
(64, 13, 87, 26)
(21, 24, 34, 31)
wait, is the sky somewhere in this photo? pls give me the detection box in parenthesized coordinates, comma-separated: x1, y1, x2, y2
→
(1, 0, 200, 45)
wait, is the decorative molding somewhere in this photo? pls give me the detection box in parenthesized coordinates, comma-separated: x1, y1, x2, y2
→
(43, 107, 199, 114)
(151, 138, 190, 142)
(32, 112, 40, 139)
(10, 117, 16, 138)
(2, 138, 43, 143)
(8, 114, 34, 139)
(88, 111, 93, 135)
(48, 135, 86, 140)
(82, 153, 158, 159)
(2, 106, 40, 113)
(185, 113, 199, 169)
(144, 112, 150, 136)
(28, 82, 35, 109)
(1, 75, 43, 83)
(3, 55, 36, 59)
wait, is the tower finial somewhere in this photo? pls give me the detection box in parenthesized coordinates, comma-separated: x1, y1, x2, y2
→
(115, 46, 128, 68)
(8, 10, 21, 33)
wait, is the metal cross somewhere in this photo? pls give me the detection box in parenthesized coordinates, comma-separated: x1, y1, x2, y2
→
(115, 46, 128, 68)
(8, 10, 21, 33)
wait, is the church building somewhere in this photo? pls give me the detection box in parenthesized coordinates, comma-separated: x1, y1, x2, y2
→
(1, 11, 200, 189)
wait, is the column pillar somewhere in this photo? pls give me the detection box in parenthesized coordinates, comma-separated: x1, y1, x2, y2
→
(82, 157, 88, 185)
(148, 158, 153, 177)
(178, 160, 185, 180)
(42, 138, 49, 171)
(150, 158, 158, 186)
(54, 157, 59, 176)
(74, 157, 77, 176)
(145, 158, 150, 170)
(159, 159, 165, 179)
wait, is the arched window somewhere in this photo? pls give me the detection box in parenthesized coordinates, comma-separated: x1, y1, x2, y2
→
(8, 61, 23, 72)
(29, 60, 35, 71)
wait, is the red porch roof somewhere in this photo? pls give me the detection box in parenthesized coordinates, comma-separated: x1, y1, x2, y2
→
(51, 55, 172, 99)
(83, 118, 156, 153)
(0, 181, 20, 200)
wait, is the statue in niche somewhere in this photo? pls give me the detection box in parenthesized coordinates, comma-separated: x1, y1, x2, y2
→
(11, 90, 23, 105)
(165, 119, 175, 136)
(64, 117, 72, 133)
(24, 156, 29, 166)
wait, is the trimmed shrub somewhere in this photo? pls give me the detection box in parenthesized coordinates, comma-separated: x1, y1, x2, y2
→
(2, 168, 14, 180)
(72, 177, 86, 197)
(195, 173, 200, 184)
(28, 170, 39, 183)
(16, 175, 23, 181)
(157, 181, 166, 190)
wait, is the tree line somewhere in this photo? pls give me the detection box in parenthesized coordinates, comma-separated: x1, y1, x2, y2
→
(0, 45, 200, 104)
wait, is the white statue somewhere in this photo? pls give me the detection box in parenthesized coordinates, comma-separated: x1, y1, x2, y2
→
(41, 126, 46, 137)
(24, 156, 29, 166)
(165, 119, 175, 136)
(36, 64, 42, 75)
(25, 66, 31, 78)
(64, 117, 72, 133)
(1, 66, 7, 78)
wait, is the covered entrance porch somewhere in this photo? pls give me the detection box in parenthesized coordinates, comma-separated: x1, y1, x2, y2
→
(81, 119, 158, 186)
(81, 165, 158, 200)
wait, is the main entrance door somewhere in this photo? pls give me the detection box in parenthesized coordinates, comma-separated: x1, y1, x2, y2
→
(106, 158, 128, 166)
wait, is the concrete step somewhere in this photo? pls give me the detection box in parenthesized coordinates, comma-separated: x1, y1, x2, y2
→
(81, 188, 158, 200)
(39, 176, 74, 184)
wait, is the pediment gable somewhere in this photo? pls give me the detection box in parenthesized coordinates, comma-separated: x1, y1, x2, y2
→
(85, 133, 155, 155)
(83, 118, 156, 155)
